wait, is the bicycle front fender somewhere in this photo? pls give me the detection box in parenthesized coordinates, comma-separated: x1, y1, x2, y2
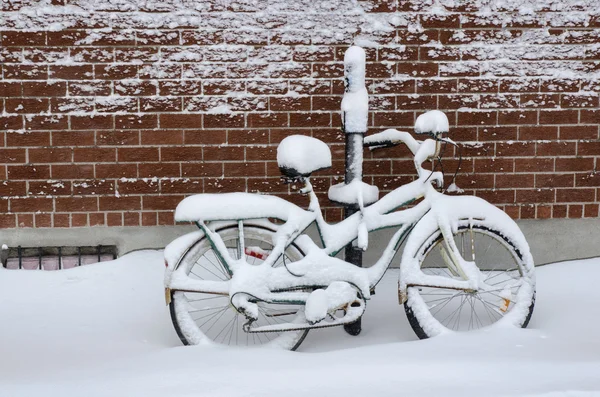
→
(397, 194, 532, 303)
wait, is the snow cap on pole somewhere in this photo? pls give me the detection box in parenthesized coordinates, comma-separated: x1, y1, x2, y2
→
(344, 46, 366, 92)
(341, 46, 368, 133)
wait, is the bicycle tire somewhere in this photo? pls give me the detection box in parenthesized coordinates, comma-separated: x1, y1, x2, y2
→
(169, 223, 309, 350)
(403, 219, 536, 339)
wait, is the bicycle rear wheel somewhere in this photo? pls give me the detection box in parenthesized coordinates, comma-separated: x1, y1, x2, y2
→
(404, 220, 535, 339)
(169, 224, 309, 350)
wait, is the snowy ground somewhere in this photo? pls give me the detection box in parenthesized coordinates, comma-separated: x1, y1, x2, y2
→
(1, 251, 599, 397)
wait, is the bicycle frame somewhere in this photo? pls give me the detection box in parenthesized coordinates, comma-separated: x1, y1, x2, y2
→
(167, 171, 447, 303)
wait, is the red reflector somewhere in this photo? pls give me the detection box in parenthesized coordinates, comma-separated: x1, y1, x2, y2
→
(244, 247, 268, 260)
(164, 260, 169, 268)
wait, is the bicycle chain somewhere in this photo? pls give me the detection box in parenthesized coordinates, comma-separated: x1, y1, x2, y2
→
(244, 309, 365, 334)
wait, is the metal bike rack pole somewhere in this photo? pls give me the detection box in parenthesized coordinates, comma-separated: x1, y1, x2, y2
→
(341, 46, 368, 336)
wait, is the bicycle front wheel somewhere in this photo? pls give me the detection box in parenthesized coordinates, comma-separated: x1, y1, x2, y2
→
(404, 218, 536, 339)
(169, 223, 309, 350)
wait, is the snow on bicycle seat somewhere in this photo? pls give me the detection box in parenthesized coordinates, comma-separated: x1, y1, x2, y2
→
(414, 110, 449, 136)
(277, 135, 332, 178)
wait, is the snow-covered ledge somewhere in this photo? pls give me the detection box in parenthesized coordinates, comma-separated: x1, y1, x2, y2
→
(1, 219, 599, 266)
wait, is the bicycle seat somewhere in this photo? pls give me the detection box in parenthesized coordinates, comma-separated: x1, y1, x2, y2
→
(277, 135, 332, 178)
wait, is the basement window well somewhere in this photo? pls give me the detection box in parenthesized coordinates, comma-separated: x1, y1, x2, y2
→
(1, 245, 118, 270)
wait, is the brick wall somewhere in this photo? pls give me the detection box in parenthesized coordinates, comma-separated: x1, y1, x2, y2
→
(1, 0, 600, 229)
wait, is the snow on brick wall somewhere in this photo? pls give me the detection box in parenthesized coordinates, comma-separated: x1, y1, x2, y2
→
(1, 0, 600, 228)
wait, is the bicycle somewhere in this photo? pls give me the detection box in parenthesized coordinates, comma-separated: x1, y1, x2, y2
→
(163, 110, 536, 350)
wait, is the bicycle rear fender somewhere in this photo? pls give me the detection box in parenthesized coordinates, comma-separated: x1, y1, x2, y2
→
(175, 193, 309, 223)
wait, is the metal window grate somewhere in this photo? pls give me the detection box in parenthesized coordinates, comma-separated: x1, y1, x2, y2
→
(0, 245, 118, 270)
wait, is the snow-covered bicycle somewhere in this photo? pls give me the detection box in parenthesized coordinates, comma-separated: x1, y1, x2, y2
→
(164, 109, 536, 351)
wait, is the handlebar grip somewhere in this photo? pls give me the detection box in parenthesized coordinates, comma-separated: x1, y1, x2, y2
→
(363, 140, 397, 149)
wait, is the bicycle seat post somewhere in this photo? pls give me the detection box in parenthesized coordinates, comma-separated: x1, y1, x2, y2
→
(341, 46, 369, 336)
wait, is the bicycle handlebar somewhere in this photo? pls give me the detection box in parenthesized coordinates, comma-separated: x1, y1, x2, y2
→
(363, 129, 422, 156)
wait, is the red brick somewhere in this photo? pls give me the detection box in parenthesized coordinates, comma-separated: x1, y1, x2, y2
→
(118, 180, 159, 195)
(161, 146, 203, 161)
(560, 125, 598, 140)
(553, 205, 567, 218)
(25, 115, 68, 131)
(246, 113, 287, 128)
(1, 31, 45, 46)
(88, 212, 105, 226)
(568, 204, 583, 218)
(0, 116, 24, 131)
(51, 164, 94, 179)
(99, 196, 141, 211)
(203, 146, 245, 161)
(107, 212, 123, 227)
(0, 181, 26, 196)
(3, 65, 47, 80)
(142, 195, 183, 210)
(115, 115, 157, 130)
(71, 115, 114, 130)
(29, 148, 72, 163)
(35, 210, 52, 227)
(0, 214, 16, 228)
(272, 96, 312, 111)
(95, 64, 138, 80)
(123, 212, 140, 226)
(49, 65, 93, 80)
(556, 188, 595, 203)
(73, 180, 114, 195)
(498, 110, 537, 125)
(584, 204, 599, 217)
(118, 147, 159, 162)
(23, 81, 67, 97)
(160, 114, 203, 129)
(158, 211, 175, 225)
(515, 158, 554, 173)
(373, 112, 414, 127)
(7, 165, 50, 180)
(141, 212, 157, 226)
(181, 162, 223, 177)
(519, 126, 558, 140)
(52, 131, 95, 146)
(97, 130, 139, 146)
(55, 197, 98, 212)
(96, 164, 138, 179)
(17, 214, 34, 228)
(539, 110, 578, 124)
(11, 197, 53, 212)
(0, 82, 22, 97)
(53, 213, 70, 227)
(5, 98, 49, 114)
(555, 158, 594, 172)
(74, 148, 116, 163)
(516, 189, 555, 203)
(578, 141, 600, 156)
(28, 180, 71, 196)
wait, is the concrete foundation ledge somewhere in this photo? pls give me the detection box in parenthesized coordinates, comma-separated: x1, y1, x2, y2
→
(0, 218, 598, 266)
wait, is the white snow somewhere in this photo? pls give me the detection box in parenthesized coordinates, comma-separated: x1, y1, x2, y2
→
(341, 46, 369, 133)
(328, 179, 379, 206)
(1, 251, 600, 396)
(175, 193, 307, 222)
(446, 183, 464, 193)
(276, 135, 332, 176)
(414, 110, 450, 135)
